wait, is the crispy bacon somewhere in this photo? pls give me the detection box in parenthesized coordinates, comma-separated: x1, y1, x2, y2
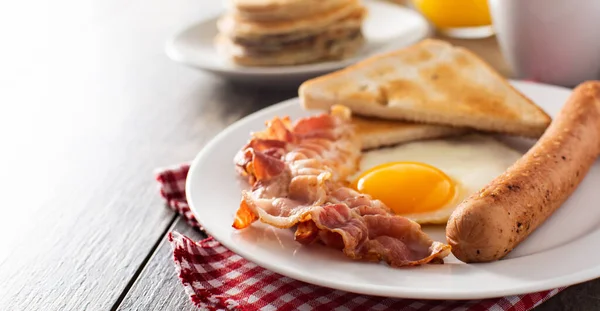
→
(231, 105, 451, 266)
(234, 139, 287, 184)
(304, 204, 450, 266)
(232, 200, 258, 230)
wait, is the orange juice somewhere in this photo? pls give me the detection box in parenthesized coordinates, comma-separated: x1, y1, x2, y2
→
(413, 0, 492, 29)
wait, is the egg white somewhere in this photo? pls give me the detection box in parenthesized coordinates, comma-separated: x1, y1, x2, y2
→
(349, 134, 524, 225)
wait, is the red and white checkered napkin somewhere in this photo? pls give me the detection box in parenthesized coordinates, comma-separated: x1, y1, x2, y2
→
(156, 163, 564, 311)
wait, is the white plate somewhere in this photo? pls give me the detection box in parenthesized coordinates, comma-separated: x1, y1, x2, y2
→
(186, 80, 600, 300)
(166, 0, 430, 84)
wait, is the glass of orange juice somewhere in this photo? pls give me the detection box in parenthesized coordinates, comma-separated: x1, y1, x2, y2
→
(412, 0, 493, 39)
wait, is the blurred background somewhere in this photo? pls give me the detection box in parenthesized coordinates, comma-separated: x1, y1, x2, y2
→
(390, 0, 511, 77)
(393, 0, 494, 39)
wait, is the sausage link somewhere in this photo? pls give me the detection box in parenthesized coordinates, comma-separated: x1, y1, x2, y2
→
(446, 81, 600, 263)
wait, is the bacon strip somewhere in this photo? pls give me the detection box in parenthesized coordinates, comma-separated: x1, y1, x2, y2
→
(306, 204, 450, 266)
(233, 106, 359, 229)
(232, 105, 451, 266)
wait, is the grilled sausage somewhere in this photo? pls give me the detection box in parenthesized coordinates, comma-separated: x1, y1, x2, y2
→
(446, 81, 600, 263)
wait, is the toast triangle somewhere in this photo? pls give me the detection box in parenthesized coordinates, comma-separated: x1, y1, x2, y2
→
(299, 39, 552, 137)
(351, 115, 469, 150)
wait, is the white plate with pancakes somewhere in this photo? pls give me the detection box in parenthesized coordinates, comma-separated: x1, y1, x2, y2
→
(186, 78, 600, 299)
(166, 0, 430, 84)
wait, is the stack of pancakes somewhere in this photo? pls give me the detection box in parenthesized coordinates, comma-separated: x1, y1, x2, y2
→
(216, 0, 367, 67)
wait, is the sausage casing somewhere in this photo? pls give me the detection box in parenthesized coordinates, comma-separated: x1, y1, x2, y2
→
(446, 81, 600, 263)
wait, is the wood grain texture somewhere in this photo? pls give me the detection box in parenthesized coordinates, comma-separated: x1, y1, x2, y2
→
(536, 281, 600, 311)
(0, 0, 232, 310)
(0, 70, 295, 310)
(117, 219, 204, 311)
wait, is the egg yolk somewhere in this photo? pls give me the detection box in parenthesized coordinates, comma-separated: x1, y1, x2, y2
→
(351, 162, 456, 215)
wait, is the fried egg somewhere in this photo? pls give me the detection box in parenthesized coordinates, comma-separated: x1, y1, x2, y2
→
(349, 134, 523, 224)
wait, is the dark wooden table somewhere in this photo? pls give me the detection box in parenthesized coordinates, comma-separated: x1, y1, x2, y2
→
(1, 0, 599, 310)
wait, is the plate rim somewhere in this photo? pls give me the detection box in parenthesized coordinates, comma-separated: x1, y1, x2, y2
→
(165, 0, 431, 77)
(185, 80, 600, 300)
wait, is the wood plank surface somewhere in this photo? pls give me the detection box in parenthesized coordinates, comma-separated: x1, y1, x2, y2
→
(0, 0, 224, 310)
(117, 220, 204, 311)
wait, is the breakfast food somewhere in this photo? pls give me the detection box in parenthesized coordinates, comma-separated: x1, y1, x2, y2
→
(216, 0, 367, 66)
(299, 39, 552, 137)
(229, 0, 351, 21)
(446, 81, 600, 263)
(352, 115, 468, 150)
(233, 105, 451, 266)
(228, 38, 600, 269)
(350, 134, 523, 224)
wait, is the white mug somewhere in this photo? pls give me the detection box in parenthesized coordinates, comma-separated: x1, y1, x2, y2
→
(488, 0, 600, 87)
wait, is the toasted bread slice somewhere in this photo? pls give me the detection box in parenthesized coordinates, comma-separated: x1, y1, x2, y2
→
(352, 115, 469, 150)
(299, 39, 552, 138)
